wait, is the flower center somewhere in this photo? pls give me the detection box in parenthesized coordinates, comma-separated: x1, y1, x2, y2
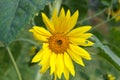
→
(48, 33, 69, 53)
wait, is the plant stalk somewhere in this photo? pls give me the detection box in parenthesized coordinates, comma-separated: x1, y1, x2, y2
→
(6, 46, 22, 80)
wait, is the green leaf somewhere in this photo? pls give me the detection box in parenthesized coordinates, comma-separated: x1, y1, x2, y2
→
(92, 36, 120, 71)
(107, 27, 120, 57)
(0, 0, 53, 45)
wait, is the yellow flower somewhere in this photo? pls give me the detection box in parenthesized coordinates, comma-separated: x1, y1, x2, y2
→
(29, 8, 94, 80)
(107, 74, 116, 80)
(112, 9, 120, 21)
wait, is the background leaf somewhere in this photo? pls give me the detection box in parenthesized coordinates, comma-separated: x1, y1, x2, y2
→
(63, 0, 88, 20)
(92, 36, 120, 71)
(0, 0, 53, 45)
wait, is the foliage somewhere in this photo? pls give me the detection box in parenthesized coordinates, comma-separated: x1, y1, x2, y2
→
(0, 0, 120, 80)
(0, 0, 53, 45)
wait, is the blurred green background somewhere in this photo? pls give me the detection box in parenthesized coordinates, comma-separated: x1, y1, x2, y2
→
(0, 0, 120, 80)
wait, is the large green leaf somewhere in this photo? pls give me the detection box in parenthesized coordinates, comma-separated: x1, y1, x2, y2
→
(92, 36, 120, 71)
(0, 0, 53, 45)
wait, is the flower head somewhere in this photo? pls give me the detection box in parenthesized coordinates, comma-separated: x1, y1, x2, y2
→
(105, 74, 116, 80)
(29, 8, 94, 80)
(112, 9, 120, 21)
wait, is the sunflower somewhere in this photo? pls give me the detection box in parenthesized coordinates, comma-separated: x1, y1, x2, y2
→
(29, 8, 94, 80)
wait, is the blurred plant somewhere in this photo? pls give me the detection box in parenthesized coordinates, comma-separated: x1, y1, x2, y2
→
(104, 74, 116, 80)
(0, 0, 120, 80)
(107, 74, 116, 80)
(112, 9, 120, 21)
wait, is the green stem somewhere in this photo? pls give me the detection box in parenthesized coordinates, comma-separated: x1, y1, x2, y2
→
(6, 46, 22, 80)
(77, 8, 107, 24)
(48, 2, 52, 17)
(50, 0, 62, 16)
(107, 0, 113, 20)
(92, 13, 120, 30)
(16, 38, 38, 46)
(11, 38, 38, 47)
(107, 4, 112, 20)
(35, 71, 42, 80)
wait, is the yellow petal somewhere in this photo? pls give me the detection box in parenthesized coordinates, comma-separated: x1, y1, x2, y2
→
(67, 26, 92, 36)
(42, 13, 55, 33)
(69, 44, 91, 60)
(63, 65, 69, 80)
(68, 33, 93, 39)
(59, 8, 65, 18)
(64, 52, 75, 76)
(79, 33, 93, 39)
(50, 53, 57, 75)
(29, 26, 51, 42)
(69, 37, 94, 46)
(52, 9, 58, 22)
(52, 9, 58, 31)
(31, 26, 51, 36)
(54, 73, 57, 80)
(55, 8, 69, 33)
(65, 10, 79, 33)
(32, 33, 48, 41)
(66, 9, 71, 20)
(61, 9, 71, 33)
(56, 54, 64, 79)
(40, 62, 49, 73)
(39, 44, 51, 73)
(39, 48, 51, 65)
(32, 43, 49, 62)
(67, 49, 85, 66)
(56, 8, 66, 33)
(32, 49, 44, 62)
